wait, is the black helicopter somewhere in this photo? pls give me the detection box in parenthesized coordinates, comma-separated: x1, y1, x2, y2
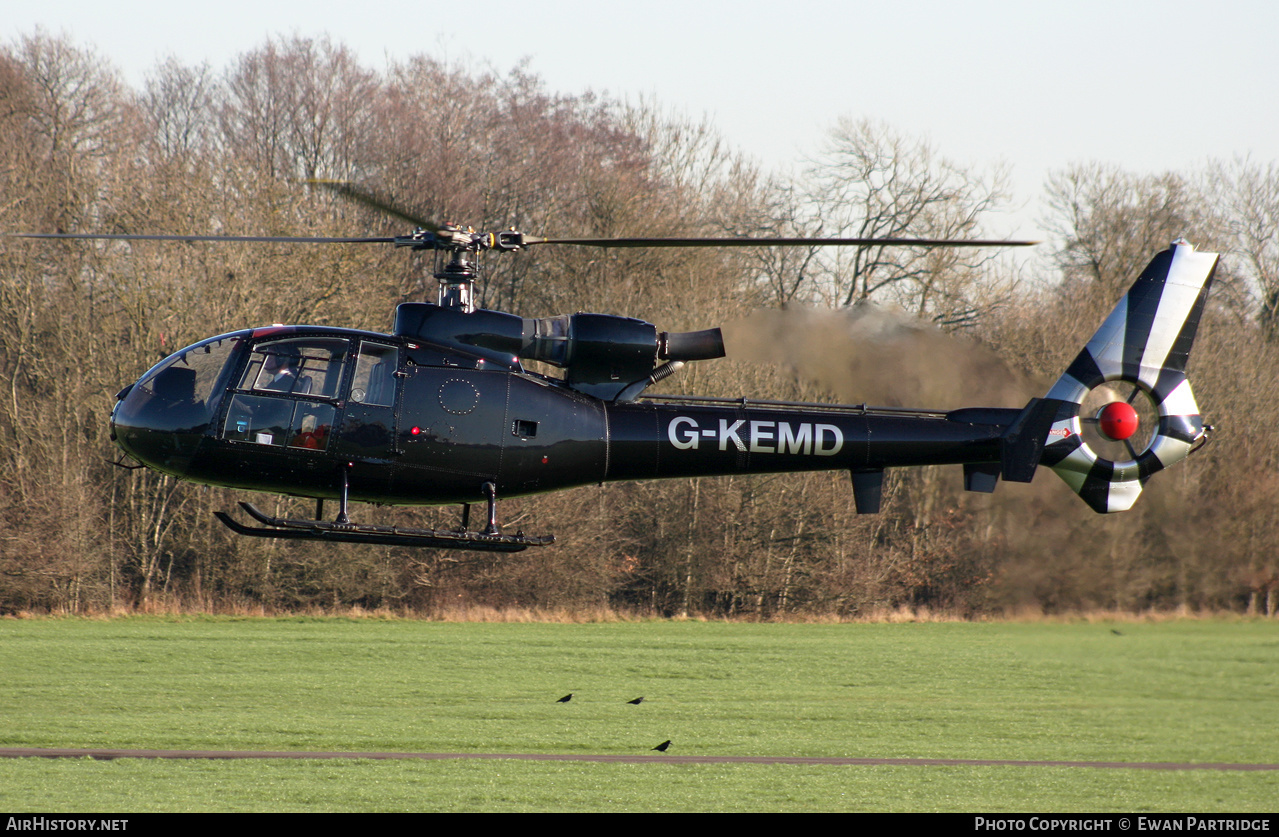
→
(13, 187, 1217, 552)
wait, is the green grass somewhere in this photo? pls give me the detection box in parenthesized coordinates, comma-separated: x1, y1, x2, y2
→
(0, 617, 1275, 811)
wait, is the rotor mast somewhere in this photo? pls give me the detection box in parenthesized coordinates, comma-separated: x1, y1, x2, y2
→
(393, 224, 527, 313)
(435, 249, 477, 311)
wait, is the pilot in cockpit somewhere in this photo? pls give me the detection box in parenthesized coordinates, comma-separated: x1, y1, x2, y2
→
(260, 349, 312, 395)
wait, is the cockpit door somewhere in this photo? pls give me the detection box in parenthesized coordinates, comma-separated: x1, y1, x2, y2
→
(331, 341, 402, 461)
(221, 337, 348, 452)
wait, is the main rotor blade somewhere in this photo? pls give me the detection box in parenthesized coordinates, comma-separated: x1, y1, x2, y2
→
(7, 230, 1039, 249)
(522, 236, 1039, 248)
(5, 232, 395, 244)
(305, 179, 441, 233)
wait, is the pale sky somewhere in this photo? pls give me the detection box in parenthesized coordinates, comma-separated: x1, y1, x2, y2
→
(6, 0, 1278, 242)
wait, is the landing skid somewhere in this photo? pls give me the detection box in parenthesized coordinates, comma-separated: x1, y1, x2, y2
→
(214, 502, 553, 552)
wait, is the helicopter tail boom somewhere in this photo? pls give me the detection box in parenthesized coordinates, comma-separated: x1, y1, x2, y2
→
(623, 241, 1216, 516)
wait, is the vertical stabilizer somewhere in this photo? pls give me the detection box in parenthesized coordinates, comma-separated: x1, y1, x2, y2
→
(1039, 240, 1217, 512)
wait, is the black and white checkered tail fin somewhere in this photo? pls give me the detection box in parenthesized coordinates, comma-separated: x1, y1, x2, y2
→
(1039, 240, 1218, 513)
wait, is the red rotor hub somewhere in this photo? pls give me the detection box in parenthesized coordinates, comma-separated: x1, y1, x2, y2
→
(1097, 401, 1139, 441)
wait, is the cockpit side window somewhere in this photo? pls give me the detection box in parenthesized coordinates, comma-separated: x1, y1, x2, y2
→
(224, 337, 348, 451)
(239, 338, 348, 398)
(350, 342, 399, 407)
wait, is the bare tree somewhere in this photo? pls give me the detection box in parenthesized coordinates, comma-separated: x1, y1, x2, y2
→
(218, 36, 376, 182)
(139, 57, 216, 164)
(797, 117, 1011, 325)
(5, 31, 128, 231)
(0, 33, 137, 611)
(1206, 157, 1279, 337)
(1044, 161, 1226, 299)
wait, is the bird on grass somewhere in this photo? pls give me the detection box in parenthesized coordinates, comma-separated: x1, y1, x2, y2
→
(627, 697, 644, 705)
(557, 693, 573, 703)
(652, 740, 672, 752)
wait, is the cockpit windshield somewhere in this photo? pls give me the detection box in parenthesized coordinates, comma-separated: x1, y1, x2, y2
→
(110, 333, 246, 474)
(124, 334, 244, 434)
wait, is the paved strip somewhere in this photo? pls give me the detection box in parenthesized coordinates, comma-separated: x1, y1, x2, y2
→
(1, 748, 1276, 771)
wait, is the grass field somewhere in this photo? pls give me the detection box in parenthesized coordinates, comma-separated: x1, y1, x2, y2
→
(0, 616, 1275, 811)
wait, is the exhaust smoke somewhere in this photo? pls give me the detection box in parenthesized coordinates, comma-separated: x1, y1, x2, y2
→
(722, 304, 1043, 409)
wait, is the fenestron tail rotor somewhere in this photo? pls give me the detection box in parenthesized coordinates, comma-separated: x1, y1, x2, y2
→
(1078, 381, 1159, 463)
(1039, 240, 1218, 513)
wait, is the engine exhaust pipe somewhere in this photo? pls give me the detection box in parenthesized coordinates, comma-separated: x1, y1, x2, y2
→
(660, 328, 725, 361)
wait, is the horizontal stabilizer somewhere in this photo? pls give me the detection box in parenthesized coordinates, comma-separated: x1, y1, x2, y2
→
(1000, 398, 1059, 483)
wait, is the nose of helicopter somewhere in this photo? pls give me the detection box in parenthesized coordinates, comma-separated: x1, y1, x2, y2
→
(110, 363, 222, 476)
(110, 334, 244, 474)
(109, 383, 155, 464)
(110, 377, 208, 476)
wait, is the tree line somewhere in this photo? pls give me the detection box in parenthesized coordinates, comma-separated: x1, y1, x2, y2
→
(1, 31, 1276, 617)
